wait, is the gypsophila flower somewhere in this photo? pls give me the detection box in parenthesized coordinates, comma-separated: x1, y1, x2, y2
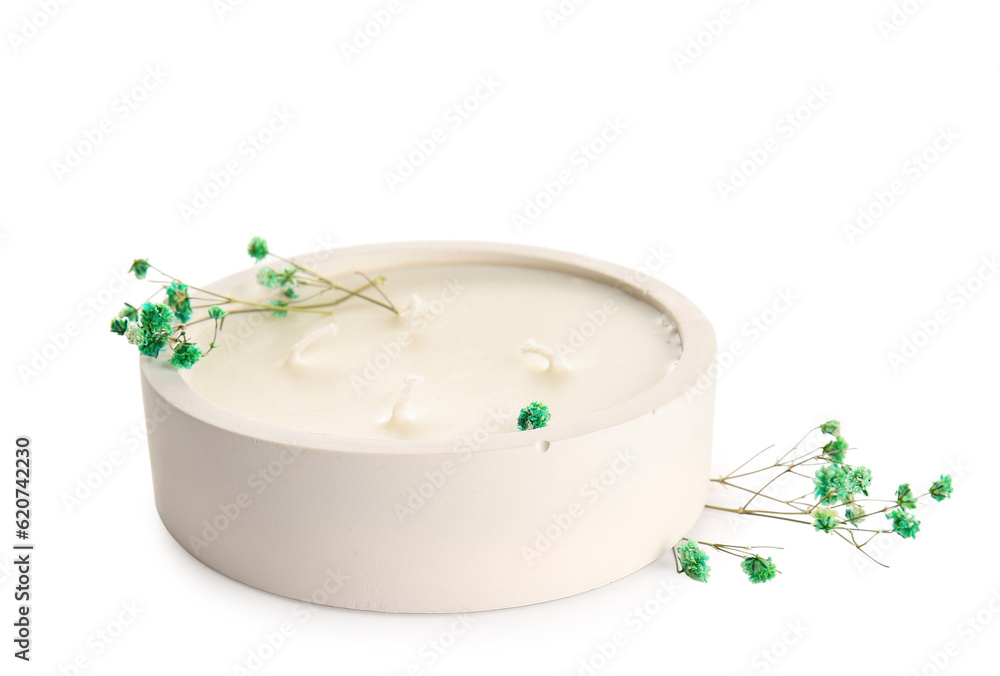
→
(895, 483, 917, 510)
(812, 507, 839, 533)
(845, 505, 866, 526)
(278, 268, 298, 287)
(165, 281, 192, 323)
(929, 475, 953, 502)
(140, 302, 173, 336)
(126, 302, 175, 357)
(118, 303, 139, 322)
(847, 466, 873, 496)
(169, 342, 202, 369)
(283, 287, 298, 299)
(677, 540, 711, 583)
(208, 306, 226, 320)
(813, 465, 849, 505)
(257, 267, 280, 289)
(125, 321, 143, 345)
(822, 436, 849, 463)
(269, 299, 288, 317)
(129, 259, 150, 279)
(887, 509, 920, 539)
(820, 419, 841, 436)
(110, 317, 128, 335)
(517, 401, 550, 431)
(247, 236, 269, 261)
(741, 556, 778, 584)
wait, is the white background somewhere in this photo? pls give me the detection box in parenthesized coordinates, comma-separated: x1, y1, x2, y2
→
(2, 1, 998, 674)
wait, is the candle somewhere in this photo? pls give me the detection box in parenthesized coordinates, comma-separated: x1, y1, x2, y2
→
(139, 242, 716, 613)
(180, 263, 683, 440)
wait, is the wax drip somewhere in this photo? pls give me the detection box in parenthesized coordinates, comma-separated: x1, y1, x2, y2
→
(285, 322, 339, 364)
(520, 339, 569, 370)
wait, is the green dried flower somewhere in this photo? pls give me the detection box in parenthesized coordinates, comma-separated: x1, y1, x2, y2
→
(126, 302, 174, 357)
(822, 436, 849, 463)
(517, 401, 550, 431)
(129, 258, 150, 279)
(247, 236, 269, 261)
(820, 419, 841, 436)
(283, 287, 299, 299)
(169, 342, 202, 369)
(845, 505, 866, 526)
(677, 540, 711, 583)
(165, 281, 192, 323)
(269, 299, 288, 317)
(140, 302, 174, 338)
(118, 302, 139, 322)
(257, 267, 280, 289)
(847, 466, 872, 496)
(208, 306, 226, 320)
(929, 475, 953, 502)
(110, 317, 128, 335)
(124, 321, 143, 345)
(278, 267, 298, 287)
(896, 483, 917, 510)
(813, 465, 849, 505)
(741, 555, 777, 584)
(887, 509, 920, 539)
(812, 507, 839, 533)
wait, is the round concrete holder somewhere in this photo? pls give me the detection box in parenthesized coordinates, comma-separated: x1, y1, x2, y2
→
(140, 241, 717, 613)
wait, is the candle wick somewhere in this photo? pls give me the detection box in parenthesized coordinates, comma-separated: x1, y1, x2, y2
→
(387, 374, 424, 423)
(520, 339, 570, 371)
(286, 321, 339, 365)
(400, 294, 429, 327)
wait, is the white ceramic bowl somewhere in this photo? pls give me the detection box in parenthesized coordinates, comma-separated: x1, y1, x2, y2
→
(140, 241, 716, 613)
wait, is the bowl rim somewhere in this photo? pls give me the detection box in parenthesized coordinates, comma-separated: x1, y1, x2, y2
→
(140, 240, 717, 455)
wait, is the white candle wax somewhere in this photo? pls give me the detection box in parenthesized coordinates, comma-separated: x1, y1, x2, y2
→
(180, 263, 682, 441)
